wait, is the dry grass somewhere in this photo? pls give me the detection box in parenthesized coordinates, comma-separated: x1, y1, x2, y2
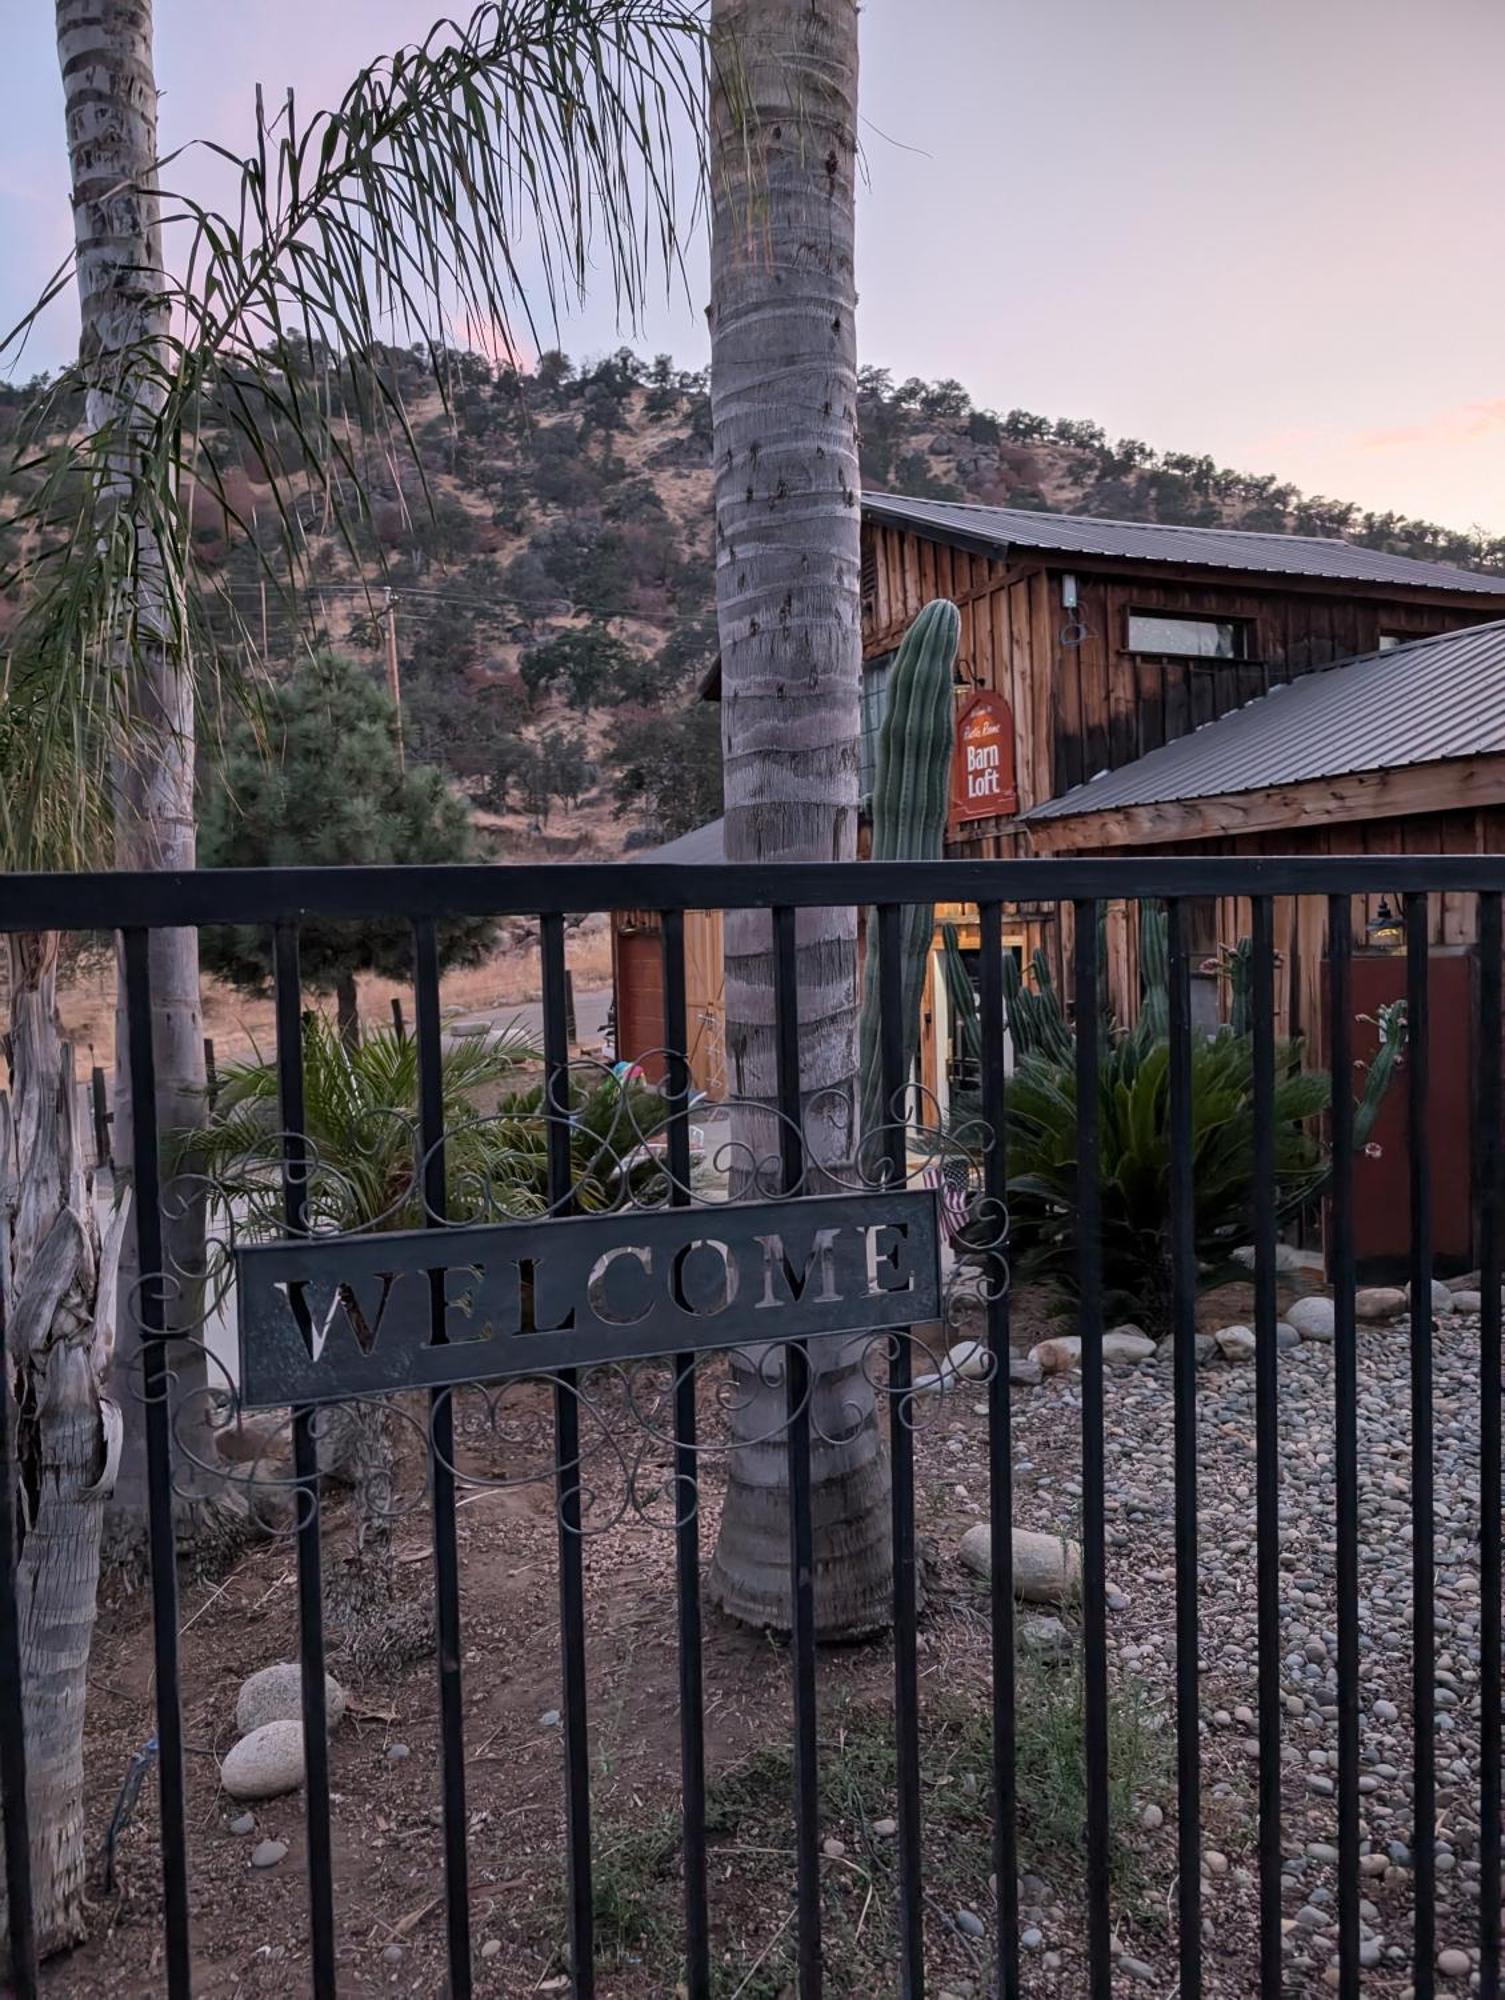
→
(55, 930, 615, 1070)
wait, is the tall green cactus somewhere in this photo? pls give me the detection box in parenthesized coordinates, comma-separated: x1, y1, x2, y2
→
(857, 599, 961, 1154)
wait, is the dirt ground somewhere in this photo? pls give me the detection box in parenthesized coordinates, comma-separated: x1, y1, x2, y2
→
(37, 1273, 1343, 2000)
(52, 929, 615, 1076)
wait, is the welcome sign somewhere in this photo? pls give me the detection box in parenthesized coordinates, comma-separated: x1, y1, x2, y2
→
(951, 690, 1019, 824)
(235, 1191, 942, 1406)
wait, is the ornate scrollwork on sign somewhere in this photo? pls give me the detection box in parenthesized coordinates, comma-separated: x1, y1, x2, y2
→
(131, 1046, 1008, 1537)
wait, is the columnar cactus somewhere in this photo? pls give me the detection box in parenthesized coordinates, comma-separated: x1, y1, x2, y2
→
(857, 598, 961, 1154)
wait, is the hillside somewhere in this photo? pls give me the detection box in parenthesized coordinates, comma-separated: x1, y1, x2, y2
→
(6, 347, 1503, 860)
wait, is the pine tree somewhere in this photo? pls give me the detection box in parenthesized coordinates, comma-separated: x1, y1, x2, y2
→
(198, 655, 494, 1039)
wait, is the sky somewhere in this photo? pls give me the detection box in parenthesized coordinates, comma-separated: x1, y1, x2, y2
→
(6, 0, 1504, 533)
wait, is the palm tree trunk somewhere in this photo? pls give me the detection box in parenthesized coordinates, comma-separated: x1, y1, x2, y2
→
(56, 0, 217, 1545)
(705, 0, 891, 1639)
(2, 933, 128, 1958)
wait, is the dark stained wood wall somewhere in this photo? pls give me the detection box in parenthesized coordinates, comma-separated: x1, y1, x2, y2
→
(861, 519, 1502, 835)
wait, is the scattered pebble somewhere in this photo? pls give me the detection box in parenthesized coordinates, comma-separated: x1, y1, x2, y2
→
(250, 1839, 287, 1869)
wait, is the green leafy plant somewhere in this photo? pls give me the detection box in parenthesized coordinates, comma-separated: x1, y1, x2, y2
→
(943, 906, 1405, 1334)
(180, 1015, 674, 1230)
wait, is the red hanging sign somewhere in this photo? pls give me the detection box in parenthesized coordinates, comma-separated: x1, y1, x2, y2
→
(951, 691, 1019, 824)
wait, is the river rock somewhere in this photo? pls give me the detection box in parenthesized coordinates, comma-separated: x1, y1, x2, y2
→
(1215, 1324, 1256, 1363)
(943, 1339, 992, 1381)
(1009, 1355, 1044, 1388)
(1411, 1277, 1454, 1314)
(236, 1664, 347, 1738)
(1448, 1289, 1482, 1314)
(959, 1523, 1081, 1605)
(222, 1722, 306, 1802)
(1161, 1332, 1219, 1367)
(1286, 1296, 1335, 1342)
(1355, 1286, 1406, 1322)
(1102, 1326, 1156, 1365)
(1029, 1336, 1082, 1376)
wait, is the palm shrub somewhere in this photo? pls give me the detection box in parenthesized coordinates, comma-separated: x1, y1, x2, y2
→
(181, 1015, 674, 1655)
(943, 908, 1404, 1336)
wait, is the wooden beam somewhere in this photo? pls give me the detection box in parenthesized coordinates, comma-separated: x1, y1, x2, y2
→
(1023, 754, 1505, 853)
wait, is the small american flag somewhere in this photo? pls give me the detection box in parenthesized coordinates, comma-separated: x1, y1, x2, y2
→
(924, 1153, 975, 1245)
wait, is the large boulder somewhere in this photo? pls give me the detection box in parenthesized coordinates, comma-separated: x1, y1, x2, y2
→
(1029, 1336, 1082, 1376)
(1354, 1287, 1406, 1323)
(1102, 1326, 1155, 1366)
(236, 1664, 347, 1739)
(959, 1523, 1082, 1605)
(221, 1721, 307, 1802)
(1286, 1296, 1335, 1343)
(1411, 1277, 1455, 1315)
(1214, 1324, 1256, 1363)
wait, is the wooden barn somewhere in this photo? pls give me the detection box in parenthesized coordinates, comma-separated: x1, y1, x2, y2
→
(616, 497, 1505, 1260)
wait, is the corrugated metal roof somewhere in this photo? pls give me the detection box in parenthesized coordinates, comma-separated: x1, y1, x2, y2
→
(1027, 620, 1505, 821)
(863, 493, 1505, 596)
(626, 816, 725, 863)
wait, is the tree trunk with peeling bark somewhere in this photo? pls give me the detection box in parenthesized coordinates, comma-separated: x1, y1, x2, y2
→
(1, 933, 129, 1958)
(56, 0, 219, 1544)
(705, 0, 892, 1639)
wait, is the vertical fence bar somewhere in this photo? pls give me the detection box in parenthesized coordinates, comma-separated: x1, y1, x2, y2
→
(877, 905, 924, 1998)
(1166, 900, 1202, 2000)
(772, 903, 823, 2000)
(413, 917, 472, 2000)
(978, 901, 1019, 2000)
(540, 910, 594, 1999)
(91, 1064, 111, 1169)
(0, 1230, 37, 2000)
(661, 909, 711, 2000)
(1073, 900, 1111, 2000)
(1328, 898, 1360, 2000)
(1406, 893, 1436, 2000)
(271, 923, 338, 1999)
(1250, 896, 1282, 2000)
(121, 930, 194, 2000)
(1478, 892, 1503, 2000)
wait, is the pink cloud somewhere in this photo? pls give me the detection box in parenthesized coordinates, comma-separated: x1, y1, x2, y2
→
(1357, 399, 1505, 451)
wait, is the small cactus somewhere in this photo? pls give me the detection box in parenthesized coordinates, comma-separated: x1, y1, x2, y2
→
(857, 598, 960, 1153)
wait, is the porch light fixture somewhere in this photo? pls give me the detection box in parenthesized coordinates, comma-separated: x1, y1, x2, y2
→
(1365, 897, 1405, 951)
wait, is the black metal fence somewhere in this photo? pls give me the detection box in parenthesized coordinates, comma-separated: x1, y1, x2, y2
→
(0, 855, 1500, 2000)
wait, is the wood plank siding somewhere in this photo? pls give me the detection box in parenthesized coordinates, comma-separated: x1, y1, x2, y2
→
(860, 518, 1502, 851)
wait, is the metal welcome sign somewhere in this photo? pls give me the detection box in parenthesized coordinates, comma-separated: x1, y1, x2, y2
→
(234, 1191, 942, 1407)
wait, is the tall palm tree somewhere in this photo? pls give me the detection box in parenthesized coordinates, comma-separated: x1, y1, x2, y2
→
(3, 0, 702, 1961)
(703, 0, 891, 1637)
(54, 0, 215, 1538)
(28, 0, 704, 1541)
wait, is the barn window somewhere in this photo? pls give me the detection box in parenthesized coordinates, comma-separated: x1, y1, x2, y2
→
(1377, 632, 1407, 652)
(1127, 611, 1251, 660)
(860, 538, 879, 623)
(859, 652, 896, 803)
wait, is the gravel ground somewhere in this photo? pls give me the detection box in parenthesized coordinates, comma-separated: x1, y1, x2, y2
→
(963, 1292, 1499, 1997)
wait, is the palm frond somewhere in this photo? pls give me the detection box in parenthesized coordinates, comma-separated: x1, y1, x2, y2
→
(3, 0, 706, 867)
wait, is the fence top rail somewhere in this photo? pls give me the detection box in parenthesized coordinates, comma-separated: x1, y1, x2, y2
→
(2, 854, 1505, 933)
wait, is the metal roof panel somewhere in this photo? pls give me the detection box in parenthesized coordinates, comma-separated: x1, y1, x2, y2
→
(862, 493, 1505, 596)
(1026, 620, 1505, 819)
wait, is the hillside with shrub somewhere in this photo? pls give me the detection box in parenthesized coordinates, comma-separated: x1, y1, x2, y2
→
(4, 346, 1501, 857)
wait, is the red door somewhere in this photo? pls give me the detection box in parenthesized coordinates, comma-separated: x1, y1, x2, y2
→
(1341, 952, 1475, 1278)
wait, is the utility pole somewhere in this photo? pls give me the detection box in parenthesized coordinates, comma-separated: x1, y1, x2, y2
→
(384, 588, 405, 769)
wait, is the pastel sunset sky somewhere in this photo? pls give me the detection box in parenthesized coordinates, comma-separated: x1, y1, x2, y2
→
(5, 0, 1502, 533)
